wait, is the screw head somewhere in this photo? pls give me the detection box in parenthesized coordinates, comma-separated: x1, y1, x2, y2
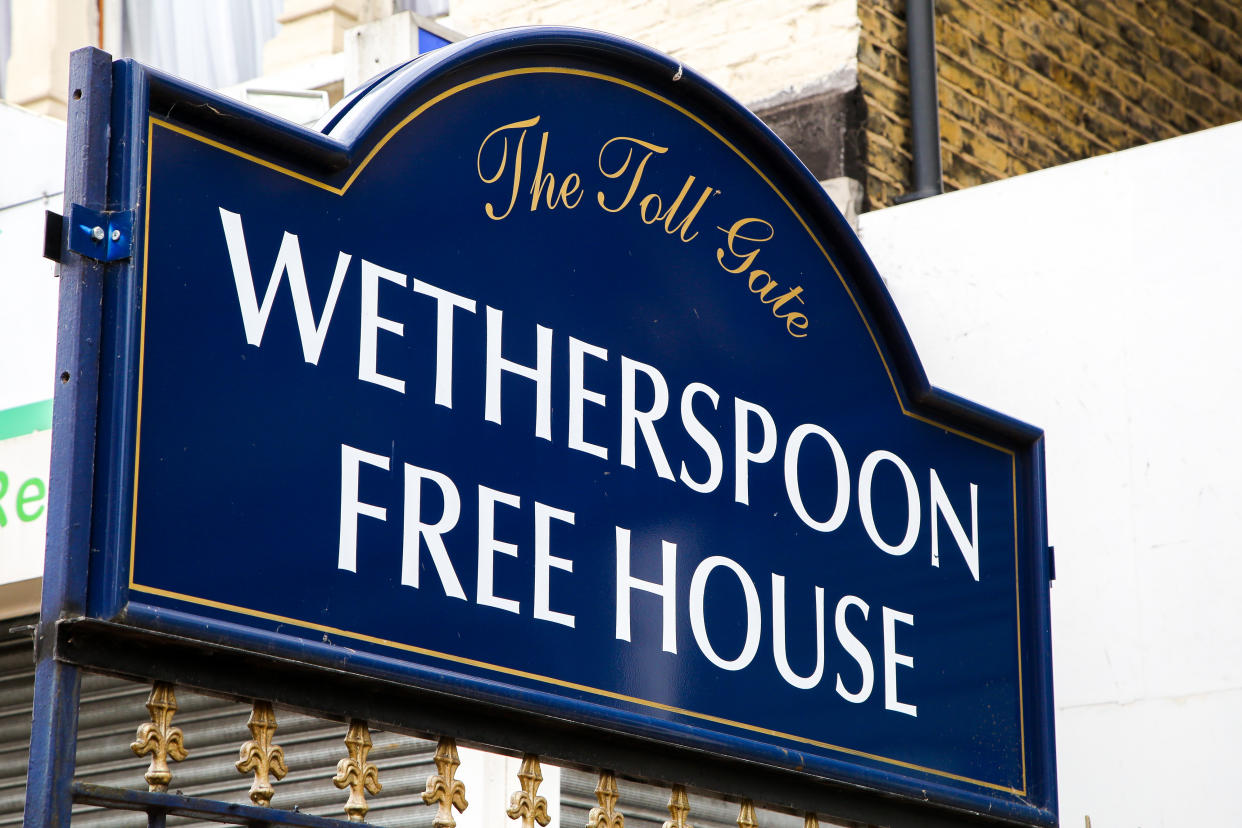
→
(110, 228, 121, 242)
(90, 225, 105, 241)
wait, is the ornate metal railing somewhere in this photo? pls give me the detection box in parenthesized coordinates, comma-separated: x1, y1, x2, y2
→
(75, 680, 848, 828)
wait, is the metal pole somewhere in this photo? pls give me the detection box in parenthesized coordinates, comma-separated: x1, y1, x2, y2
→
(899, 0, 943, 202)
(23, 46, 114, 828)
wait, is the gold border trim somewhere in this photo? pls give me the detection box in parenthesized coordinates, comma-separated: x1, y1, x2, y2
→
(131, 66, 1029, 798)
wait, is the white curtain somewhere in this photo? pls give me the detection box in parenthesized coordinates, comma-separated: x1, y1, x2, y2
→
(0, 0, 11, 99)
(396, 0, 449, 17)
(120, 0, 283, 89)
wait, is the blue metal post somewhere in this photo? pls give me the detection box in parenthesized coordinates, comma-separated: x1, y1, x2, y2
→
(23, 47, 114, 828)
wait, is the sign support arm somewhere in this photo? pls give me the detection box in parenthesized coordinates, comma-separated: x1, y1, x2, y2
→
(23, 46, 114, 828)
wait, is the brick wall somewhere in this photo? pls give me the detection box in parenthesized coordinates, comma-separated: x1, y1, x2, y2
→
(860, 0, 1242, 209)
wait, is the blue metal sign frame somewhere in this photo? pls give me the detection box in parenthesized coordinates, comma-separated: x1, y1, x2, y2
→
(28, 30, 1057, 828)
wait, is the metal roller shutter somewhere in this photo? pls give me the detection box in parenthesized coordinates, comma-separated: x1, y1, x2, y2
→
(70, 679, 440, 827)
(2, 627, 440, 828)
(0, 634, 37, 828)
(559, 769, 811, 828)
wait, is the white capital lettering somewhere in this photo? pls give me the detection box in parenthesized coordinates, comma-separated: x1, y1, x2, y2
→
(534, 501, 576, 627)
(614, 526, 677, 653)
(834, 595, 873, 703)
(476, 485, 522, 614)
(771, 573, 825, 689)
(338, 443, 389, 573)
(401, 464, 466, 599)
(784, 423, 850, 532)
(859, 450, 921, 556)
(689, 555, 761, 671)
(883, 607, 917, 717)
(219, 207, 349, 365)
(485, 307, 553, 440)
(734, 398, 777, 505)
(411, 279, 477, 408)
(679, 382, 723, 493)
(929, 469, 980, 581)
(568, 337, 609, 460)
(620, 356, 674, 480)
(359, 260, 406, 393)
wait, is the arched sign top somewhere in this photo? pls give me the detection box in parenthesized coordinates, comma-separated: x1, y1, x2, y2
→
(190, 26, 1042, 451)
(73, 29, 1055, 828)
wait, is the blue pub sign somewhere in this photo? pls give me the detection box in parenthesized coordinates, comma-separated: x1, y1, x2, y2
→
(35, 28, 1056, 828)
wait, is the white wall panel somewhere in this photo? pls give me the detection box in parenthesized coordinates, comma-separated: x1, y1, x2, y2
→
(858, 120, 1242, 827)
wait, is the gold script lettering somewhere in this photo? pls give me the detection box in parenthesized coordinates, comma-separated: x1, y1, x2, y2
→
(477, 116, 541, 221)
(716, 217, 773, 274)
(530, 131, 584, 211)
(659, 175, 714, 242)
(716, 218, 810, 338)
(596, 136, 668, 213)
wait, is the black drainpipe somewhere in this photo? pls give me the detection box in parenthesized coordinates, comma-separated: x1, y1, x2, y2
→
(896, 0, 943, 202)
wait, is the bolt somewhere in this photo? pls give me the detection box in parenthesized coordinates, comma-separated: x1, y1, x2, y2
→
(90, 226, 104, 241)
(110, 228, 121, 242)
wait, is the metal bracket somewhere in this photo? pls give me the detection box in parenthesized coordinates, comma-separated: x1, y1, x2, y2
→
(44, 211, 65, 264)
(65, 203, 134, 262)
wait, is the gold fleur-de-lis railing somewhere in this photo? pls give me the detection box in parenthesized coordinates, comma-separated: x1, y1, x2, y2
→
(737, 800, 758, 828)
(506, 754, 551, 828)
(664, 784, 693, 828)
(588, 770, 625, 828)
(122, 688, 837, 828)
(422, 736, 469, 828)
(332, 719, 382, 822)
(129, 682, 187, 792)
(235, 701, 288, 806)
